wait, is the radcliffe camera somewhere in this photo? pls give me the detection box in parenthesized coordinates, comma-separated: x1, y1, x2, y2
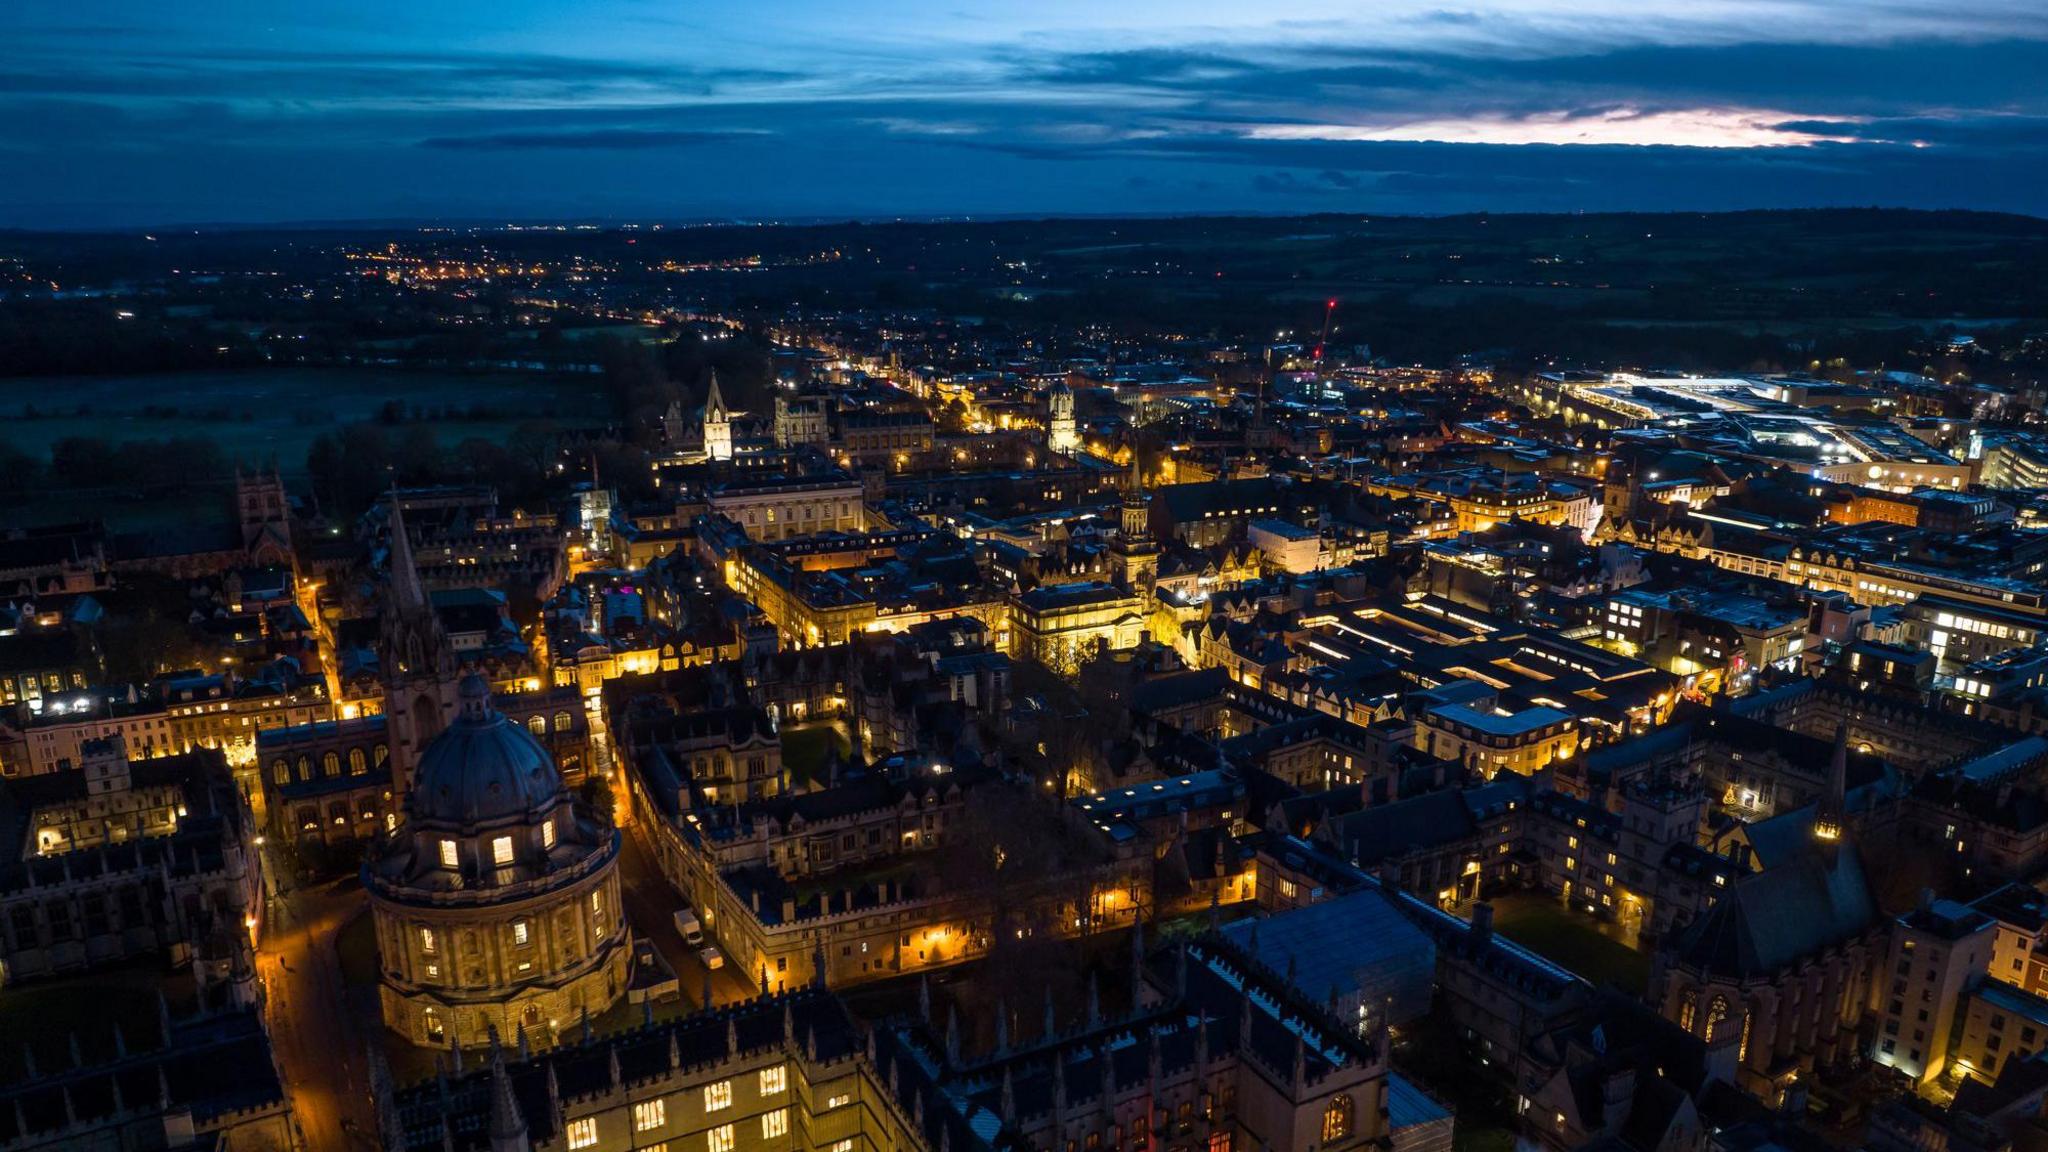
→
(4, 4, 2048, 1152)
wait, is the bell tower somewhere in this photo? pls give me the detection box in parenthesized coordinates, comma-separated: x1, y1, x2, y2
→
(380, 497, 461, 800)
(1111, 452, 1159, 591)
(703, 371, 734, 462)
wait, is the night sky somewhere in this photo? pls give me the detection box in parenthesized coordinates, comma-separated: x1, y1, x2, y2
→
(4, 0, 2045, 227)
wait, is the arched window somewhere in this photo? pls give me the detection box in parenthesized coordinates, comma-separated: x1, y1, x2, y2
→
(1705, 995, 1730, 1042)
(554, 711, 573, 732)
(322, 752, 341, 778)
(348, 748, 368, 775)
(527, 715, 546, 736)
(272, 759, 290, 786)
(1739, 1010, 1753, 1063)
(1679, 995, 1697, 1033)
(295, 755, 311, 782)
(1322, 1095, 1354, 1143)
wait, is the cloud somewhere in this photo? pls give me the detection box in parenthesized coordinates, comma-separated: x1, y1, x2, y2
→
(1248, 107, 1873, 148)
(418, 128, 763, 150)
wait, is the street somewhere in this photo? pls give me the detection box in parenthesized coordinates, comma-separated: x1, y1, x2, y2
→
(258, 879, 378, 1151)
(615, 825, 758, 1009)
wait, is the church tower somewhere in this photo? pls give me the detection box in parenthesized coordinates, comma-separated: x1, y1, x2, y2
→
(236, 468, 293, 567)
(1111, 452, 1159, 591)
(380, 498, 461, 800)
(1048, 381, 1078, 454)
(703, 371, 734, 462)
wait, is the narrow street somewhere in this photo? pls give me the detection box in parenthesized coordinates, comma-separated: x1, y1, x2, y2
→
(259, 880, 378, 1150)
(615, 826, 757, 1008)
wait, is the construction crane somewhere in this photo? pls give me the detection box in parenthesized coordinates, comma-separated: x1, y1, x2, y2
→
(1311, 297, 1338, 365)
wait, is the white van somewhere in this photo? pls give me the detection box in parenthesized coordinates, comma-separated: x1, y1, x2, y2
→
(672, 908, 705, 946)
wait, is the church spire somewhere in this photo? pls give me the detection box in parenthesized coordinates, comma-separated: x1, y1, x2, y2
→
(1814, 723, 1848, 843)
(705, 370, 728, 420)
(487, 1045, 530, 1152)
(387, 495, 429, 616)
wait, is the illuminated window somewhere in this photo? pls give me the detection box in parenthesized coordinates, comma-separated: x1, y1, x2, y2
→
(759, 1066, 787, 1096)
(513, 921, 530, 947)
(439, 840, 458, 868)
(761, 1108, 788, 1139)
(420, 927, 437, 954)
(707, 1123, 736, 1152)
(492, 836, 514, 866)
(1321, 1095, 1354, 1142)
(704, 1080, 732, 1111)
(632, 1099, 665, 1131)
(832, 1142, 855, 1152)
(542, 819, 557, 850)
(349, 748, 367, 775)
(566, 1118, 597, 1149)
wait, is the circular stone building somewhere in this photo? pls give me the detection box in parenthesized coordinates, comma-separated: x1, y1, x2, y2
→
(365, 674, 627, 1049)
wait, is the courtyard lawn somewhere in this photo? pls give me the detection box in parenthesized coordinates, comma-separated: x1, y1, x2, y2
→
(0, 959, 186, 1080)
(1490, 894, 1652, 994)
(781, 723, 852, 790)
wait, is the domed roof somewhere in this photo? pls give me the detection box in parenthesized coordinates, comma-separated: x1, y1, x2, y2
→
(409, 675, 564, 826)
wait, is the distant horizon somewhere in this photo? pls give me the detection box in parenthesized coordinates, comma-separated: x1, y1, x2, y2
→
(8, 203, 2048, 237)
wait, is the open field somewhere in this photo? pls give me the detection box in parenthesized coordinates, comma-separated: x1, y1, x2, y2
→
(0, 366, 610, 474)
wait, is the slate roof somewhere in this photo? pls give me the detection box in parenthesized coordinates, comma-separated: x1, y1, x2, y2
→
(1667, 839, 1877, 979)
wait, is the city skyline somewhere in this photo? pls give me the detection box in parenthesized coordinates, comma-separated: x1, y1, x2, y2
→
(3, 0, 2046, 227)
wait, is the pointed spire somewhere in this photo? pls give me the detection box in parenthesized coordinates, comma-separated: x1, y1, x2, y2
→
(918, 975, 932, 1024)
(579, 1006, 592, 1046)
(727, 1015, 739, 1056)
(451, 1033, 464, 1076)
(20, 1044, 35, 1079)
(1043, 984, 1057, 1040)
(669, 1029, 681, 1070)
(387, 494, 430, 614)
(1086, 972, 1101, 1028)
(517, 1022, 531, 1062)
(994, 997, 1010, 1054)
(1000, 1065, 1017, 1123)
(1292, 1033, 1307, 1088)
(702, 970, 714, 1011)
(1815, 722, 1848, 842)
(608, 1042, 622, 1088)
(488, 1046, 530, 1152)
(944, 1005, 961, 1067)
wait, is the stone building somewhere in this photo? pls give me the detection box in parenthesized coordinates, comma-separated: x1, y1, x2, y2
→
(365, 675, 628, 1050)
(0, 740, 262, 988)
(1649, 731, 1884, 1107)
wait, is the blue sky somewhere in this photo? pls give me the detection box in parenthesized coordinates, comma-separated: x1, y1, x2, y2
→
(3, 0, 2045, 226)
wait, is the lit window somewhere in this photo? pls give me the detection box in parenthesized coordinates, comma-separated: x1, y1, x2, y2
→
(566, 1118, 598, 1149)
(542, 819, 557, 850)
(761, 1108, 789, 1139)
(492, 836, 514, 866)
(825, 1094, 852, 1110)
(439, 840, 458, 868)
(420, 927, 437, 953)
(707, 1123, 736, 1152)
(832, 1142, 855, 1152)
(759, 1066, 787, 1096)
(633, 1099, 665, 1131)
(513, 921, 530, 947)
(704, 1081, 732, 1112)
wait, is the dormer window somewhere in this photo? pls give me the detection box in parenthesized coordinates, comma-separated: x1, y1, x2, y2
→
(492, 836, 514, 866)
